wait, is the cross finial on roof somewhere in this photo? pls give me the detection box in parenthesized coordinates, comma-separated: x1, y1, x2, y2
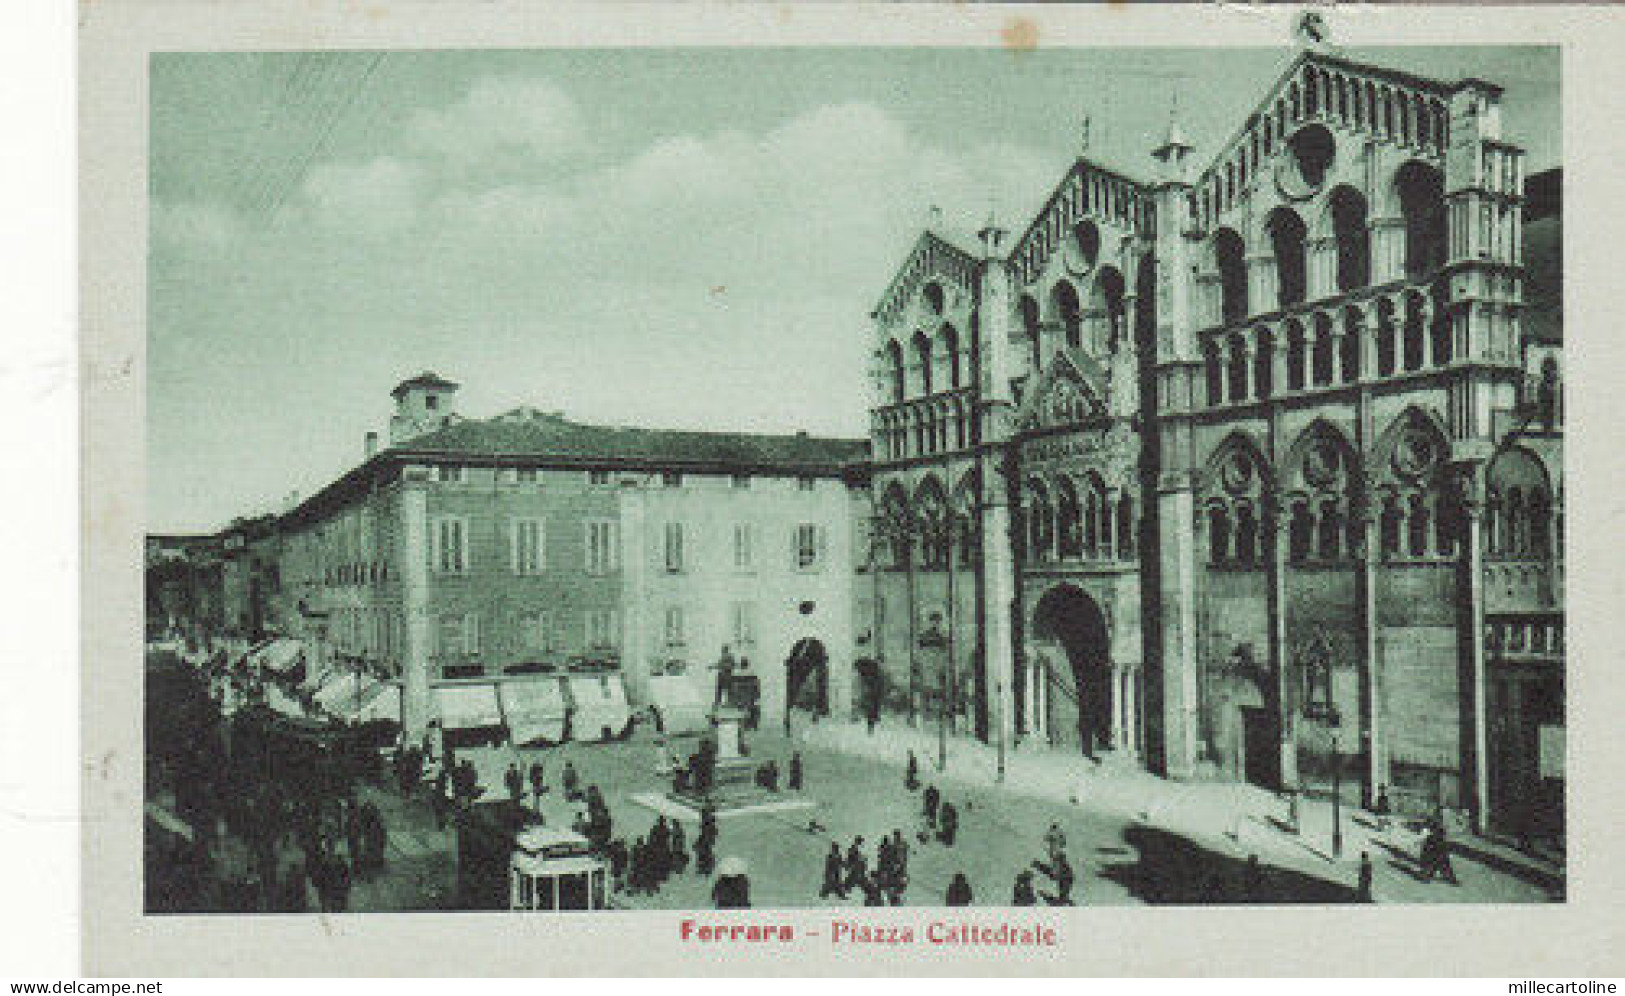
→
(1079, 113, 1092, 154)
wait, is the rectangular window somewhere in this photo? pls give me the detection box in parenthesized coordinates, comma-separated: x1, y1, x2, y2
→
(662, 471, 684, 488)
(585, 519, 619, 574)
(729, 601, 757, 651)
(436, 613, 463, 658)
(798, 475, 817, 492)
(587, 609, 620, 650)
(588, 469, 611, 487)
(733, 523, 754, 570)
(731, 472, 751, 489)
(663, 606, 685, 646)
(429, 516, 469, 574)
(795, 522, 826, 570)
(664, 522, 685, 573)
(517, 467, 538, 483)
(518, 610, 553, 652)
(511, 517, 545, 574)
(437, 464, 463, 483)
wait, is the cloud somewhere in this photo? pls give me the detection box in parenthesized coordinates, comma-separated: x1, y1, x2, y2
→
(300, 156, 427, 234)
(151, 199, 240, 250)
(406, 75, 590, 168)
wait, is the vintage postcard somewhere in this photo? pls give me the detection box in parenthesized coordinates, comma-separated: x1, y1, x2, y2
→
(80, 0, 1625, 977)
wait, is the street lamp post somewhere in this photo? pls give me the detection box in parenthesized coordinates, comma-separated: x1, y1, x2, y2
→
(1331, 728, 1343, 858)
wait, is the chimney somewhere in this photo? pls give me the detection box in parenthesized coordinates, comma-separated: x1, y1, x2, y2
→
(364, 431, 379, 459)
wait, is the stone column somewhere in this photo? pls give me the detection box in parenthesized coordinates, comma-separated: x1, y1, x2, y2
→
(1268, 494, 1299, 788)
(1247, 252, 1278, 313)
(400, 485, 433, 745)
(1464, 483, 1492, 831)
(1307, 235, 1339, 300)
(1371, 217, 1407, 285)
(1359, 500, 1387, 804)
(1271, 323, 1290, 396)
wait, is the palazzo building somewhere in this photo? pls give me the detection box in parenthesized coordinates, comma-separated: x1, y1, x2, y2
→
(864, 44, 1563, 831)
(254, 373, 866, 742)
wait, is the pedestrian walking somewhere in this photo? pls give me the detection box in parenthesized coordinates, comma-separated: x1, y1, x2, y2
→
(788, 752, 803, 791)
(1045, 822, 1067, 866)
(1357, 851, 1374, 903)
(820, 842, 847, 899)
(859, 872, 885, 906)
(946, 872, 973, 907)
(1012, 869, 1037, 907)
(1373, 785, 1392, 833)
(1242, 854, 1263, 902)
(844, 837, 868, 893)
(504, 762, 524, 805)
(937, 800, 959, 846)
(923, 784, 940, 827)
(563, 760, 581, 801)
(529, 761, 547, 808)
(905, 751, 920, 791)
(670, 820, 689, 875)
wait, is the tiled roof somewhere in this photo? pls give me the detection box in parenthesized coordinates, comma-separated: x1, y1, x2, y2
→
(395, 412, 869, 472)
(391, 371, 460, 399)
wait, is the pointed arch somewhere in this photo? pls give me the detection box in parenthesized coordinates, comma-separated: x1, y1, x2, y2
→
(1213, 227, 1249, 325)
(1051, 278, 1082, 350)
(1091, 265, 1127, 353)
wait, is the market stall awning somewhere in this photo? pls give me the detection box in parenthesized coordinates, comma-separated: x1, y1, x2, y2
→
(262, 683, 308, 719)
(566, 674, 631, 742)
(256, 639, 305, 674)
(329, 680, 400, 724)
(647, 674, 709, 736)
(500, 679, 568, 746)
(434, 683, 503, 731)
(312, 672, 363, 712)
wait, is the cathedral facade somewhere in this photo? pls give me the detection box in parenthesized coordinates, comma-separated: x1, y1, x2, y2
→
(863, 47, 1563, 834)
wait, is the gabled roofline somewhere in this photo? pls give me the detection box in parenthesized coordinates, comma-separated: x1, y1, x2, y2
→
(1007, 156, 1153, 273)
(870, 229, 982, 322)
(1194, 49, 1459, 190)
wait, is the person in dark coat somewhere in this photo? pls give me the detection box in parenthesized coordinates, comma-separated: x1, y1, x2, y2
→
(844, 837, 868, 892)
(359, 801, 387, 875)
(1357, 851, 1374, 903)
(1051, 852, 1074, 905)
(1373, 785, 1392, 832)
(788, 752, 803, 791)
(905, 751, 920, 791)
(670, 820, 689, 875)
(607, 838, 629, 892)
(1420, 822, 1458, 884)
(563, 760, 581, 801)
(429, 779, 450, 831)
(937, 801, 959, 846)
(504, 762, 524, 805)
(529, 761, 547, 808)
(695, 830, 716, 877)
(1013, 869, 1038, 906)
(945, 872, 973, 907)
(923, 784, 940, 827)
(713, 872, 750, 909)
(1242, 854, 1263, 902)
(859, 872, 885, 906)
(820, 843, 847, 899)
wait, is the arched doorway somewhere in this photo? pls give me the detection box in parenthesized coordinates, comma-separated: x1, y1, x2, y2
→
(1031, 584, 1112, 754)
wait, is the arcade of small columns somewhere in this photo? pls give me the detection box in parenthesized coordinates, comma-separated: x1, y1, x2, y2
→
(1198, 284, 1473, 411)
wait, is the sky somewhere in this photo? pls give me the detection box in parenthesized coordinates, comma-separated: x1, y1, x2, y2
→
(148, 45, 1559, 533)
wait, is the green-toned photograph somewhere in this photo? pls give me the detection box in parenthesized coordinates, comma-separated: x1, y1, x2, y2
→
(143, 21, 1564, 917)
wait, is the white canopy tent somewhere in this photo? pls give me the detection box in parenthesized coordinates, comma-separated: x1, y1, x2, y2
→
(566, 674, 632, 742)
(500, 678, 569, 746)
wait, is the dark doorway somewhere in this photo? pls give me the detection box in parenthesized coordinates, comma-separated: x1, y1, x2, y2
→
(1031, 584, 1111, 754)
(1242, 706, 1281, 790)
